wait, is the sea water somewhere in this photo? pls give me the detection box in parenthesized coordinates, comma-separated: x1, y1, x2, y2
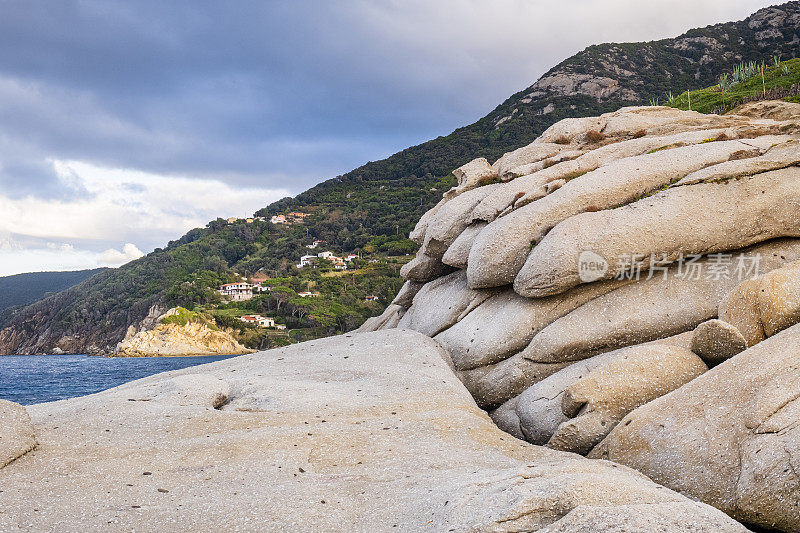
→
(0, 354, 239, 405)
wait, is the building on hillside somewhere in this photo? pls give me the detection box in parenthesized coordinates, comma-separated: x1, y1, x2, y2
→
(345, 254, 358, 261)
(271, 215, 287, 224)
(275, 324, 287, 330)
(297, 291, 319, 298)
(219, 282, 253, 301)
(287, 212, 309, 222)
(306, 240, 322, 249)
(226, 217, 239, 224)
(365, 295, 380, 302)
(245, 218, 255, 224)
(317, 251, 334, 259)
(239, 315, 275, 328)
(296, 255, 317, 268)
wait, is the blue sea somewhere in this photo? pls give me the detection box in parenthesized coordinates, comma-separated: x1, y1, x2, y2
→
(0, 354, 239, 405)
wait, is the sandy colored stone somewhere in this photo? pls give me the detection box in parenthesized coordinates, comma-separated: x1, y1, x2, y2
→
(399, 252, 453, 283)
(674, 138, 800, 187)
(499, 334, 698, 447)
(116, 321, 252, 357)
(733, 99, 800, 122)
(468, 140, 761, 289)
(0, 400, 36, 469)
(757, 260, 800, 337)
(592, 322, 800, 532)
(0, 330, 744, 532)
(441, 221, 485, 268)
(356, 304, 406, 332)
(515, 167, 800, 297)
(491, 142, 565, 178)
(421, 184, 499, 259)
(433, 279, 626, 372)
(408, 197, 446, 245)
(390, 280, 424, 308)
(690, 319, 748, 366)
(397, 270, 497, 337)
(546, 345, 707, 455)
(518, 240, 800, 365)
(718, 279, 766, 346)
(447, 157, 497, 198)
(719, 259, 800, 344)
(470, 128, 731, 225)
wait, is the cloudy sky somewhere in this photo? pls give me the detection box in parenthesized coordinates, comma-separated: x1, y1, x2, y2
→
(0, 0, 778, 275)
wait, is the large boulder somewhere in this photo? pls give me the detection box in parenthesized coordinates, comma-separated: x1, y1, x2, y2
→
(0, 400, 36, 469)
(0, 330, 744, 531)
(496, 342, 706, 454)
(514, 165, 800, 297)
(468, 139, 771, 289)
(591, 322, 800, 532)
(518, 239, 800, 365)
(690, 319, 748, 366)
(719, 259, 800, 345)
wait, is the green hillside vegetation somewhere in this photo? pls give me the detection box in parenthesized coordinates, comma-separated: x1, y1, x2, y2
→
(667, 58, 800, 113)
(0, 268, 107, 312)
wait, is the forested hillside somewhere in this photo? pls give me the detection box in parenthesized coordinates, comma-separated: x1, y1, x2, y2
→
(1, 2, 799, 355)
(0, 268, 106, 312)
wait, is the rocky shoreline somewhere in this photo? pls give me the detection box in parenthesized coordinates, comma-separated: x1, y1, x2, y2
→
(0, 330, 745, 531)
(3, 102, 800, 531)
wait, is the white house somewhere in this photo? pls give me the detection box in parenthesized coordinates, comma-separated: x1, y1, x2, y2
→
(305, 240, 322, 249)
(297, 291, 319, 298)
(219, 282, 253, 301)
(296, 255, 317, 268)
(317, 251, 334, 259)
(239, 315, 275, 328)
(271, 215, 287, 224)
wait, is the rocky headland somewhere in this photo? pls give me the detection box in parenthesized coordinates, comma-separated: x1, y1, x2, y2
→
(114, 307, 253, 357)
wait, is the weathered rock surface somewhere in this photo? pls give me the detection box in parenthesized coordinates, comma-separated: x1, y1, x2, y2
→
(368, 103, 800, 527)
(115, 308, 252, 357)
(447, 157, 497, 198)
(515, 166, 800, 297)
(518, 239, 800, 366)
(494, 337, 703, 448)
(690, 319, 748, 366)
(592, 323, 800, 532)
(0, 400, 36, 469)
(719, 259, 800, 345)
(0, 330, 744, 531)
(357, 303, 406, 332)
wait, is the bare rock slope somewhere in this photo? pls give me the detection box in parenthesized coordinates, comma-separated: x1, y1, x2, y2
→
(0, 330, 743, 531)
(364, 101, 800, 530)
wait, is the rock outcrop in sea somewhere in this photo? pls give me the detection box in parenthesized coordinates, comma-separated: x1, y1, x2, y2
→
(114, 307, 252, 356)
(362, 100, 800, 530)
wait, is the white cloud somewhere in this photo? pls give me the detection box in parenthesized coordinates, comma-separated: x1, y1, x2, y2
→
(0, 160, 290, 275)
(98, 243, 145, 266)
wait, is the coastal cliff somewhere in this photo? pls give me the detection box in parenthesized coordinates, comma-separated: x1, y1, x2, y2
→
(114, 308, 253, 357)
